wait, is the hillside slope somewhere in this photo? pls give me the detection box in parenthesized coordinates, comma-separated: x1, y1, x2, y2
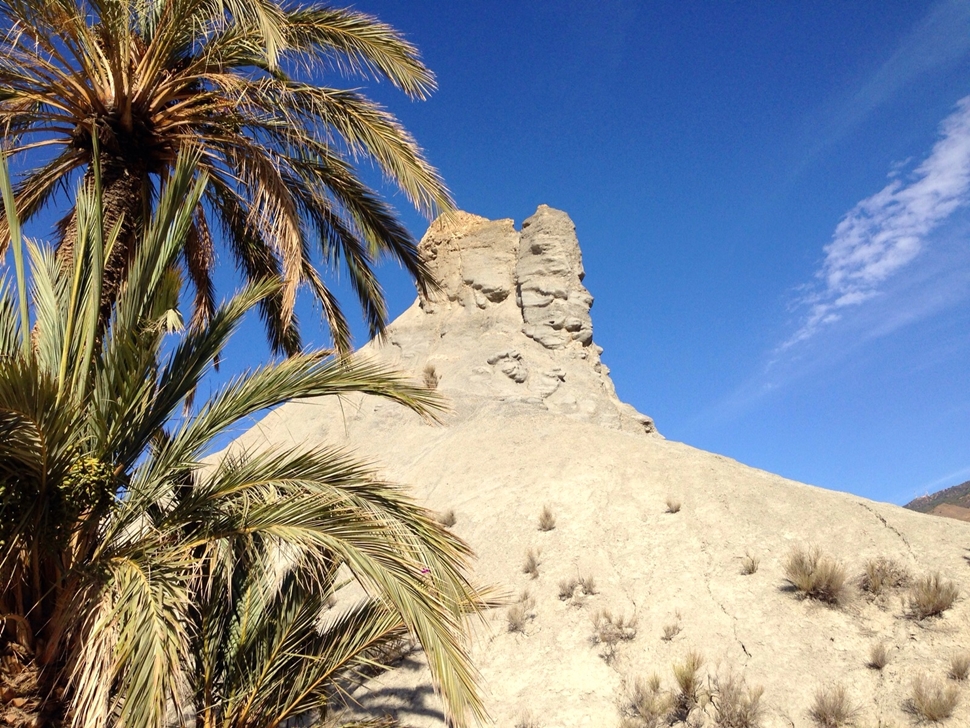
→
(230, 208, 970, 728)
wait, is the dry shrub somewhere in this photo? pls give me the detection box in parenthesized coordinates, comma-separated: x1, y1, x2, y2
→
(784, 546, 849, 605)
(908, 675, 959, 721)
(867, 642, 890, 670)
(665, 497, 681, 514)
(559, 574, 596, 603)
(523, 548, 541, 579)
(507, 591, 535, 634)
(860, 557, 910, 597)
(740, 553, 759, 575)
(515, 711, 540, 728)
(661, 623, 681, 642)
(625, 674, 674, 728)
(709, 673, 764, 728)
(422, 363, 439, 389)
(809, 684, 857, 727)
(538, 505, 556, 531)
(949, 652, 970, 681)
(672, 650, 704, 717)
(592, 609, 637, 660)
(435, 509, 456, 527)
(907, 572, 959, 619)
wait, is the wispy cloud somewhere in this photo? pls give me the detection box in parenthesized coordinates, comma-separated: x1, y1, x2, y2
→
(784, 95, 970, 348)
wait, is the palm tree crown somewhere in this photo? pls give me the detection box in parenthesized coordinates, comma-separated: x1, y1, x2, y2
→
(0, 151, 485, 728)
(0, 0, 452, 353)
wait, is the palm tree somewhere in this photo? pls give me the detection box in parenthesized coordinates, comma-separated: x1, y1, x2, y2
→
(0, 0, 452, 354)
(0, 150, 485, 728)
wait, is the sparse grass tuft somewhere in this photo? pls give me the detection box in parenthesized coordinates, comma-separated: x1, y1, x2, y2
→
(860, 557, 910, 597)
(435, 509, 456, 527)
(507, 591, 535, 634)
(665, 497, 681, 514)
(784, 546, 849, 605)
(422, 362, 439, 389)
(558, 578, 577, 601)
(626, 674, 674, 727)
(558, 574, 596, 603)
(523, 548, 541, 580)
(538, 505, 557, 531)
(809, 684, 857, 727)
(579, 573, 597, 595)
(592, 609, 637, 660)
(907, 572, 959, 620)
(515, 711, 540, 728)
(740, 553, 759, 575)
(672, 650, 704, 716)
(661, 623, 681, 642)
(709, 673, 764, 728)
(949, 652, 970, 681)
(868, 642, 890, 670)
(907, 675, 959, 721)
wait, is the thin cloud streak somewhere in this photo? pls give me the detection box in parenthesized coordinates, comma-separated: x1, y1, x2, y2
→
(783, 95, 970, 348)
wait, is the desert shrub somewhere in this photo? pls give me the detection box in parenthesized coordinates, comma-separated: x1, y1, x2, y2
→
(949, 652, 970, 681)
(665, 497, 682, 514)
(508, 591, 535, 634)
(625, 674, 674, 728)
(809, 684, 857, 727)
(593, 610, 637, 660)
(860, 557, 910, 597)
(784, 546, 849, 605)
(672, 650, 704, 717)
(422, 363, 439, 389)
(867, 643, 890, 670)
(907, 572, 959, 619)
(907, 675, 959, 721)
(559, 574, 596, 603)
(538, 505, 557, 531)
(523, 548, 541, 579)
(709, 673, 764, 728)
(435, 509, 457, 527)
(740, 553, 760, 575)
(662, 623, 681, 642)
(515, 711, 540, 728)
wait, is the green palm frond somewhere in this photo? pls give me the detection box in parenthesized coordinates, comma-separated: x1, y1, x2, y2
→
(0, 151, 485, 728)
(0, 0, 453, 353)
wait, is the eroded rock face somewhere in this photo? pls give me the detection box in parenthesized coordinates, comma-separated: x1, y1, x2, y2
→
(516, 205, 594, 349)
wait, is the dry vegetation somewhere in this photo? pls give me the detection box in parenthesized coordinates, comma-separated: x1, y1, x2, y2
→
(671, 650, 704, 719)
(867, 642, 890, 671)
(665, 497, 682, 514)
(907, 572, 959, 620)
(907, 675, 959, 721)
(949, 652, 970, 681)
(860, 557, 910, 597)
(422, 363, 439, 389)
(592, 610, 637, 660)
(508, 591, 536, 634)
(708, 674, 764, 728)
(538, 505, 557, 531)
(559, 574, 597, 604)
(623, 674, 673, 728)
(515, 711, 540, 728)
(661, 623, 682, 642)
(740, 553, 760, 575)
(808, 684, 857, 728)
(523, 548, 541, 579)
(784, 546, 849, 605)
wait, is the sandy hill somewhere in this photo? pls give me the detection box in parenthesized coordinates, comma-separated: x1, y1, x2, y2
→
(230, 207, 970, 728)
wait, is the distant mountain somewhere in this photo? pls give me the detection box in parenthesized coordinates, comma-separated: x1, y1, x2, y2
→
(905, 480, 970, 520)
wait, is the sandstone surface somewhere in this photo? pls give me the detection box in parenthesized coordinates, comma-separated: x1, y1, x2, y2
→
(230, 207, 970, 728)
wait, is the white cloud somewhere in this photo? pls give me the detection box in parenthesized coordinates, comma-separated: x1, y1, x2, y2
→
(784, 95, 970, 348)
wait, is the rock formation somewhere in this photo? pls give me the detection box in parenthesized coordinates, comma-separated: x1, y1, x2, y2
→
(229, 207, 970, 728)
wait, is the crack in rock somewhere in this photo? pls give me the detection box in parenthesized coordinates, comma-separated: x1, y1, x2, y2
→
(858, 502, 914, 558)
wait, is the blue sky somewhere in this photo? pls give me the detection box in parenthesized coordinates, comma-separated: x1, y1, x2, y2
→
(327, 0, 970, 505)
(9, 2, 970, 505)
